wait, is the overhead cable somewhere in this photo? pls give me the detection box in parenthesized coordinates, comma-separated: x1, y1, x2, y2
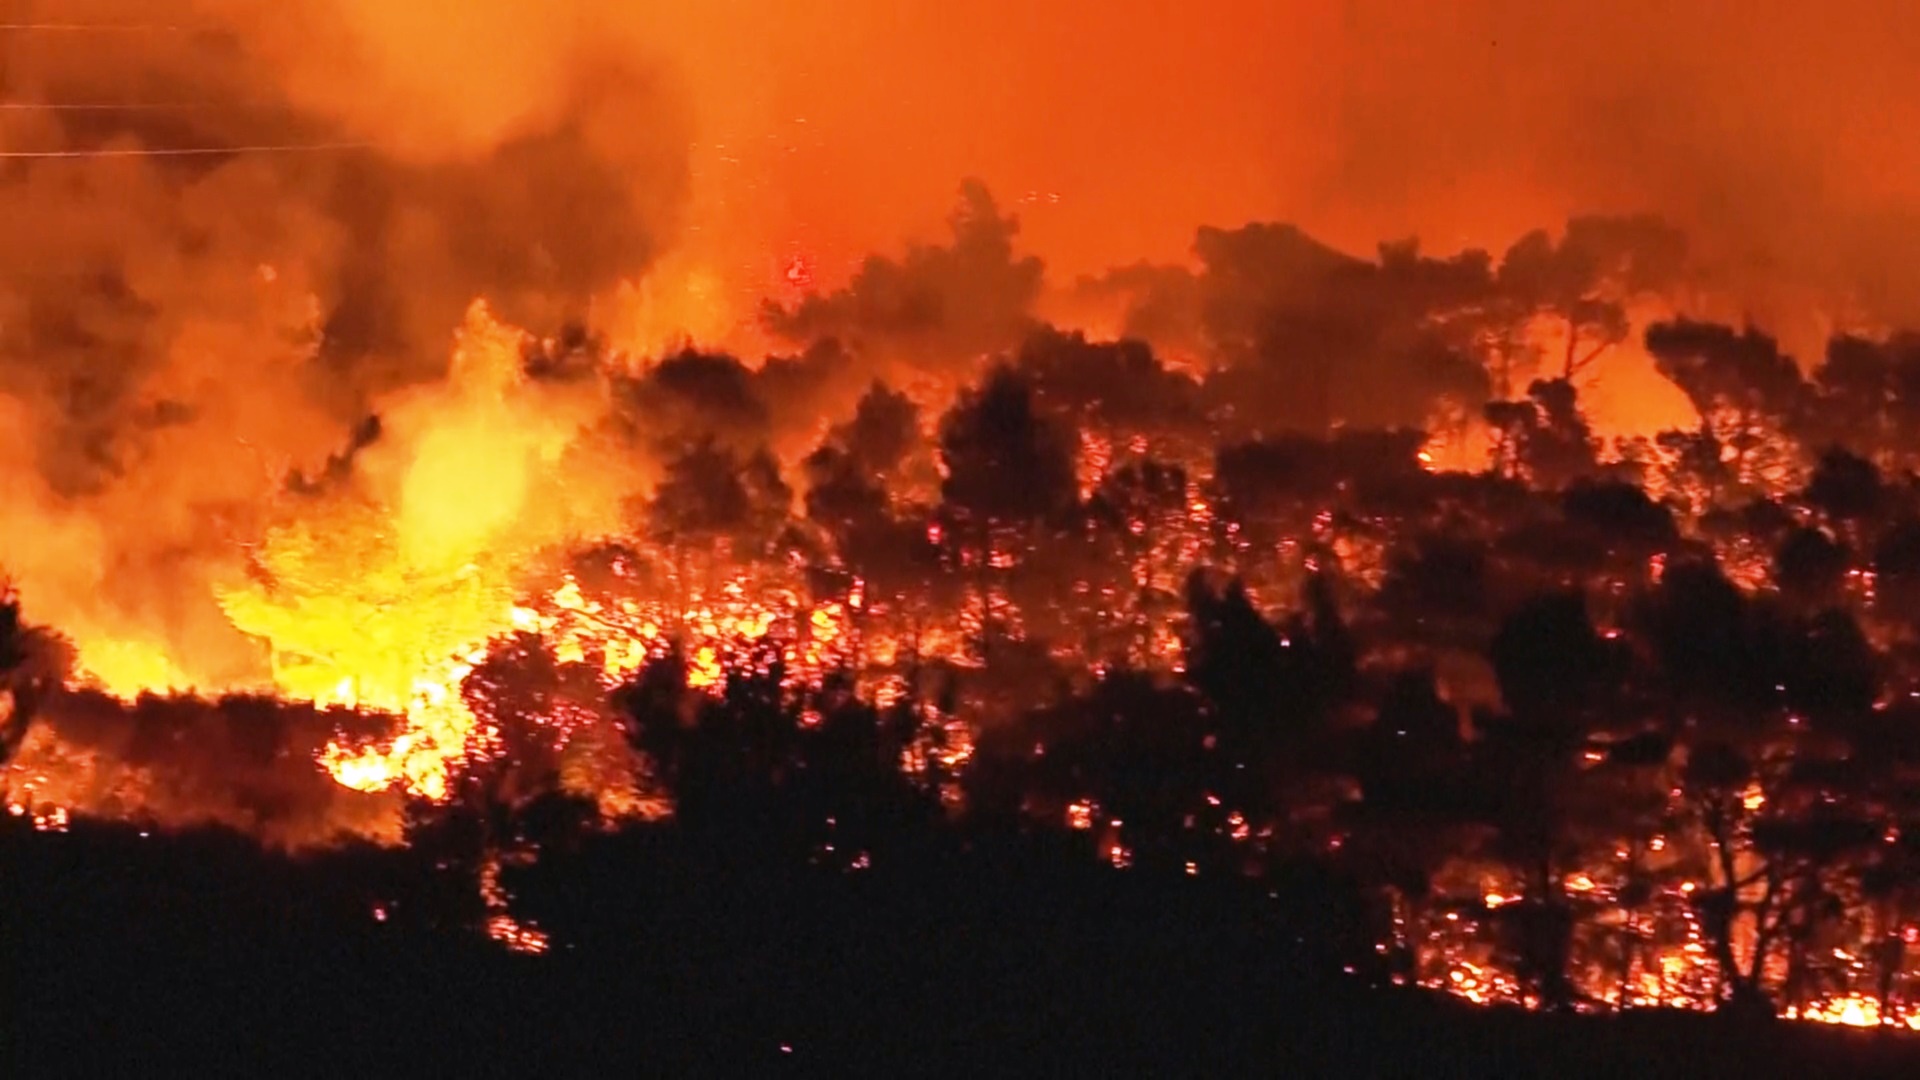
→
(0, 102, 278, 111)
(0, 141, 371, 159)
(0, 23, 192, 32)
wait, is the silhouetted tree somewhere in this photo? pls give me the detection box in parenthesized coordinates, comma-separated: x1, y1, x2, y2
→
(1876, 516, 1920, 628)
(938, 365, 1078, 530)
(1346, 668, 1479, 981)
(1560, 477, 1680, 585)
(1373, 531, 1497, 649)
(1496, 215, 1687, 381)
(646, 438, 796, 618)
(762, 180, 1044, 368)
(460, 632, 603, 822)
(1084, 458, 1194, 660)
(1774, 527, 1851, 610)
(1015, 327, 1209, 461)
(1803, 447, 1885, 530)
(1480, 591, 1625, 1009)
(1647, 320, 1811, 490)
(1183, 570, 1353, 836)
(1192, 225, 1495, 434)
(0, 596, 68, 767)
(831, 380, 922, 479)
(982, 670, 1220, 874)
(937, 365, 1078, 653)
(1485, 378, 1599, 488)
(1810, 332, 1920, 471)
(610, 348, 772, 455)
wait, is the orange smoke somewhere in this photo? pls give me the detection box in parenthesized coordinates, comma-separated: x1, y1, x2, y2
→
(0, 0, 1913, 836)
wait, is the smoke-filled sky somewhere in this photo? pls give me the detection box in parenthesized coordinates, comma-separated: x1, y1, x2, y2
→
(9, 2, 1920, 304)
(2, 0, 1920, 690)
(643, 0, 1920, 320)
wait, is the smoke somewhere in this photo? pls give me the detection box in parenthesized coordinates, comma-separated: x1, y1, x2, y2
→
(524, 1, 1920, 344)
(14, 688, 404, 847)
(1308, 2, 1920, 346)
(1, 0, 1916, 720)
(0, 1, 694, 687)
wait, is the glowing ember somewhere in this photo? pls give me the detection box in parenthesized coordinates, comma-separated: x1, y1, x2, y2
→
(480, 854, 550, 956)
(1786, 996, 1920, 1031)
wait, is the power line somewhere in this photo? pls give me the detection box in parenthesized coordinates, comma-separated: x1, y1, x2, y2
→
(0, 23, 192, 32)
(0, 140, 371, 159)
(0, 102, 276, 110)
(0, 19, 309, 155)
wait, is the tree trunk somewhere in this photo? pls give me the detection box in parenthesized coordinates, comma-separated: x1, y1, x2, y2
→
(1391, 889, 1425, 987)
(1875, 926, 1904, 1026)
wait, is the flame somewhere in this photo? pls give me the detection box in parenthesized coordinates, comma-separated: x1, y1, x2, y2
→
(600, 253, 761, 360)
(69, 641, 199, 700)
(1786, 995, 1920, 1030)
(199, 302, 638, 802)
(0, 273, 1910, 1018)
(480, 853, 550, 956)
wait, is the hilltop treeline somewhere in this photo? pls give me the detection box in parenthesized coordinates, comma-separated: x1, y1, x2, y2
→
(14, 188, 1920, 1024)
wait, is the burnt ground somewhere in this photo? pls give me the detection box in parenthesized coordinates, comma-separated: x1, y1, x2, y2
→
(8, 820, 1920, 1078)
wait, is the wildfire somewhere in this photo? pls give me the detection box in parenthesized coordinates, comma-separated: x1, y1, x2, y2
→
(6, 8, 1919, 1065)
(480, 853, 550, 956)
(4, 300, 835, 832)
(315, 651, 487, 801)
(310, 562, 861, 803)
(0, 201, 1913, 1043)
(1787, 995, 1920, 1031)
(1416, 856, 1920, 1029)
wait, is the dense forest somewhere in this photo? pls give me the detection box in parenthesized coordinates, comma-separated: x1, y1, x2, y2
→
(12, 186, 1920, 1054)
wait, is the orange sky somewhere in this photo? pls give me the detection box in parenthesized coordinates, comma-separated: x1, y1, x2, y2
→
(630, 0, 1920, 323)
(15, 1, 1920, 312)
(2, 0, 1915, 690)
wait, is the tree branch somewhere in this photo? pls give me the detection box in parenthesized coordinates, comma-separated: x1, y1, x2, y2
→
(1569, 341, 1615, 378)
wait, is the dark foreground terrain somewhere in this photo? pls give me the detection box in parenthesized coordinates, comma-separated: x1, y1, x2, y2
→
(8, 820, 1920, 1079)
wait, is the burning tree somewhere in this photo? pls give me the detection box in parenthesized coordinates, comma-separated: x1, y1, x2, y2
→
(0, 595, 68, 767)
(1494, 215, 1688, 382)
(30, 185, 1920, 1036)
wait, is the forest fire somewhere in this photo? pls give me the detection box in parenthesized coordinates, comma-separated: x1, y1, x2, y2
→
(10, 191, 1920, 1031)
(13, 6, 1920, 1069)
